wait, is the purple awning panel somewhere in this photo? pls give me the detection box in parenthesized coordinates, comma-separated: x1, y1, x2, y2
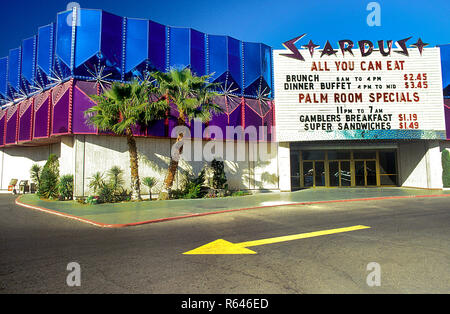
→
(72, 82, 98, 134)
(146, 120, 166, 138)
(208, 113, 228, 140)
(225, 95, 243, 135)
(243, 98, 275, 141)
(5, 104, 19, 145)
(75, 80, 98, 97)
(18, 98, 33, 142)
(167, 102, 180, 139)
(207, 95, 243, 140)
(0, 110, 6, 146)
(188, 118, 205, 139)
(51, 81, 72, 135)
(132, 123, 147, 137)
(33, 91, 51, 139)
(262, 101, 274, 142)
(0, 78, 275, 146)
(244, 104, 263, 141)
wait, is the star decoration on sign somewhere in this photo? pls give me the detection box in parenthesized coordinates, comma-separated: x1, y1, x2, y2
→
(410, 38, 429, 55)
(302, 40, 320, 57)
(281, 34, 306, 61)
(320, 41, 338, 57)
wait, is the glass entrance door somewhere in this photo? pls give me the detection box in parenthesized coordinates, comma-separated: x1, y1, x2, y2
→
(355, 160, 377, 187)
(329, 161, 351, 187)
(366, 161, 377, 186)
(355, 161, 365, 186)
(302, 161, 325, 187)
(315, 161, 325, 187)
(294, 150, 398, 189)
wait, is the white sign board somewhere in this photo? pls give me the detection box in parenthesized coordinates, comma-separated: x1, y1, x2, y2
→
(273, 44, 445, 142)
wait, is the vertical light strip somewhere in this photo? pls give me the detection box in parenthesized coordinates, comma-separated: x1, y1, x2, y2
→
(121, 17, 127, 82)
(70, 7, 77, 75)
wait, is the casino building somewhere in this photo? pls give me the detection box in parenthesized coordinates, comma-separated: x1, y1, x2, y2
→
(0, 7, 448, 196)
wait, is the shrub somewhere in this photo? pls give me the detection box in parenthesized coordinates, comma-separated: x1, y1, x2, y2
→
(58, 175, 74, 201)
(88, 172, 105, 195)
(38, 154, 60, 199)
(183, 170, 208, 199)
(231, 190, 251, 197)
(98, 184, 115, 203)
(211, 159, 227, 189)
(114, 189, 132, 202)
(89, 167, 130, 204)
(169, 170, 208, 199)
(107, 166, 125, 193)
(443, 149, 450, 188)
(86, 196, 99, 205)
(183, 183, 202, 199)
(169, 189, 185, 200)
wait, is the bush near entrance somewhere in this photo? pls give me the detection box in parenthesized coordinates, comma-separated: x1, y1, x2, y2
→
(37, 154, 60, 200)
(443, 149, 450, 188)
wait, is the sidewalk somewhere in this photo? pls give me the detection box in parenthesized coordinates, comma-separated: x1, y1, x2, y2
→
(16, 188, 450, 228)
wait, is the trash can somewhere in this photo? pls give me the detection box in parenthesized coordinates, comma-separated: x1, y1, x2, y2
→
(19, 180, 30, 194)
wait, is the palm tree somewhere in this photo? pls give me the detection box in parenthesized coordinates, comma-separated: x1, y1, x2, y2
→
(142, 176, 157, 201)
(85, 79, 167, 201)
(151, 68, 222, 200)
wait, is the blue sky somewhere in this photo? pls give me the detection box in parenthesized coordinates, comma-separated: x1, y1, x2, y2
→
(0, 0, 449, 57)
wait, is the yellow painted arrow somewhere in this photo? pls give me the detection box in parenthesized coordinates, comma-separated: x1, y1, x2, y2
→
(183, 225, 371, 255)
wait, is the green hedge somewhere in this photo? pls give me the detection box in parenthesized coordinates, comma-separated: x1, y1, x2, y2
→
(443, 149, 450, 188)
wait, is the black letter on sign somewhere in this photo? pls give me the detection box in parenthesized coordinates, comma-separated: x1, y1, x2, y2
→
(339, 40, 354, 56)
(358, 40, 374, 57)
(320, 41, 337, 57)
(378, 40, 393, 56)
(281, 34, 306, 61)
(395, 37, 412, 56)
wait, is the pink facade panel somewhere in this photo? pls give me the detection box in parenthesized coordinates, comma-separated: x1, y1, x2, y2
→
(18, 98, 34, 142)
(0, 110, 6, 147)
(33, 91, 51, 139)
(5, 104, 19, 145)
(51, 81, 72, 135)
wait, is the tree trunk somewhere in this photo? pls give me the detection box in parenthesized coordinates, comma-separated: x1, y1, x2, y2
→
(126, 128, 142, 201)
(159, 122, 185, 200)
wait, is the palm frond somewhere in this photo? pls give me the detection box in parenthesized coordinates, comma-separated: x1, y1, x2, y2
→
(84, 76, 170, 135)
(151, 69, 223, 126)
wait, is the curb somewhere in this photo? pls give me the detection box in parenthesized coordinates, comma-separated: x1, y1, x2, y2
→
(15, 196, 106, 228)
(15, 193, 450, 229)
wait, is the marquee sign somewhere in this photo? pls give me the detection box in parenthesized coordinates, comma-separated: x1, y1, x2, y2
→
(273, 35, 446, 142)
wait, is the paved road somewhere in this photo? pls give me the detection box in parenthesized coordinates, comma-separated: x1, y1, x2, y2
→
(0, 194, 449, 294)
